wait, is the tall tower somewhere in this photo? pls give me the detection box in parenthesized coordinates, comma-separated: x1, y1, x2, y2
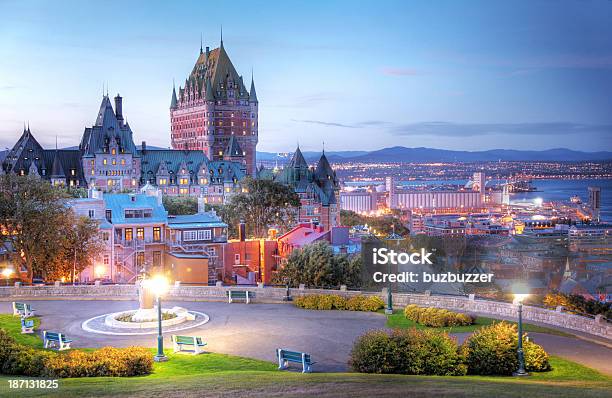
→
(170, 35, 258, 175)
(588, 186, 601, 222)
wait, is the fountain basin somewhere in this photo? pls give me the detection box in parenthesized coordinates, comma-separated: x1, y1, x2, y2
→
(104, 306, 195, 329)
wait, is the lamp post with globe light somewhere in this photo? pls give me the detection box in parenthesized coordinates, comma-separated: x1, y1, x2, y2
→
(513, 292, 529, 377)
(2, 268, 14, 286)
(384, 225, 404, 315)
(145, 275, 169, 362)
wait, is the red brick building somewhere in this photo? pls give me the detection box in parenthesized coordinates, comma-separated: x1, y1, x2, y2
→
(170, 37, 258, 176)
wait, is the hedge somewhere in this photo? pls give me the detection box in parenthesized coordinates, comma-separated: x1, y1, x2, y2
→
(0, 329, 153, 378)
(294, 294, 384, 312)
(350, 322, 552, 376)
(461, 321, 551, 375)
(404, 304, 474, 327)
(349, 329, 467, 376)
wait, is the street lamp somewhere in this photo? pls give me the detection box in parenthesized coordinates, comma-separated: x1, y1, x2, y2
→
(146, 275, 169, 362)
(2, 268, 14, 286)
(384, 226, 405, 315)
(513, 292, 529, 377)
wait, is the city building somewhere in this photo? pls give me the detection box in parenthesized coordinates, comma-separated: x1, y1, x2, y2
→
(2, 95, 246, 203)
(266, 147, 341, 230)
(588, 186, 601, 222)
(68, 188, 229, 284)
(170, 37, 258, 176)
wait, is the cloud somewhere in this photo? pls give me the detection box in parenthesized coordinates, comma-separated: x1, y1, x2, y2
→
(292, 119, 391, 129)
(292, 119, 358, 128)
(0, 85, 18, 90)
(380, 67, 421, 76)
(389, 122, 612, 137)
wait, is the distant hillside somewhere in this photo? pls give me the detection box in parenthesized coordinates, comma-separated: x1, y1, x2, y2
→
(257, 147, 612, 163)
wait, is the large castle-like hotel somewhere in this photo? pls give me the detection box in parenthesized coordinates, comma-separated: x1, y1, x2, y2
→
(1, 37, 340, 228)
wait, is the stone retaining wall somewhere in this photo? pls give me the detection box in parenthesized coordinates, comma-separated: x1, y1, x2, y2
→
(1, 284, 609, 340)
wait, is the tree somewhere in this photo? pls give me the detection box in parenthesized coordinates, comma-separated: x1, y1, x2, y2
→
(163, 196, 198, 215)
(340, 210, 409, 236)
(273, 241, 362, 288)
(0, 174, 70, 281)
(226, 177, 301, 238)
(60, 214, 105, 283)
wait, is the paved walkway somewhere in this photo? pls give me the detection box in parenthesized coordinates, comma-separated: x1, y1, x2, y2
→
(1, 300, 611, 374)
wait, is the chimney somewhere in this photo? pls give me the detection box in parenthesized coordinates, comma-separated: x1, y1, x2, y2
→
(114, 94, 123, 122)
(141, 141, 147, 154)
(238, 220, 246, 242)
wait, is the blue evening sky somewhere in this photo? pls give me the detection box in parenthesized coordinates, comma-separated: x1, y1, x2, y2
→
(1, 0, 611, 153)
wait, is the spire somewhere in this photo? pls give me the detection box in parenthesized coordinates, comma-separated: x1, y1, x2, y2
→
(170, 80, 178, 109)
(220, 25, 223, 48)
(249, 73, 258, 103)
(205, 77, 215, 101)
(50, 150, 65, 178)
(200, 33, 203, 54)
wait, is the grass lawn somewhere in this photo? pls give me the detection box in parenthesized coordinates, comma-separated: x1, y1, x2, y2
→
(385, 310, 575, 337)
(1, 315, 610, 398)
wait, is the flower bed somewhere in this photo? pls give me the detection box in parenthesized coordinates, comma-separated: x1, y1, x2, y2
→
(0, 329, 153, 377)
(403, 304, 474, 327)
(294, 294, 384, 312)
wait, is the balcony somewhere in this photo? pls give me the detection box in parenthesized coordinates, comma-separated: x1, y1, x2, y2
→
(114, 238, 164, 247)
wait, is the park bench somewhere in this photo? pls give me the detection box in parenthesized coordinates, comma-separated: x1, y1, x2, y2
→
(226, 290, 253, 304)
(171, 335, 207, 355)
(43, 331, 73, 351)
(276, 348, 315, 373)
(12, 302, 35, 317)
(20, 317, 34, 334)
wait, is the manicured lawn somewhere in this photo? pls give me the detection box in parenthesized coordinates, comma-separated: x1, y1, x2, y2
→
(385, 311, 575, 337)
(1, 314, 610, 397)
(0, 314, 43, 347)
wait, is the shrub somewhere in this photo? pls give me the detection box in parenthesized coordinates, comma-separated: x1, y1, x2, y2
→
(361, 295, 385, 312)
(403, 305, 474, 327)
(316, 294, 334, 310)
(293, 294, 381, 312)
(0, 329, 153, 378)
(43, 347, 153, 377)
(349, 329, 466, 376)
(462, 322, 550, 375)
(330, 295, 347, 310)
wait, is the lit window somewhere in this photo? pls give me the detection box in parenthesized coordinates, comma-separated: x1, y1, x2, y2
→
(111, 148, 116, 155)
(103, 159, 108, 165)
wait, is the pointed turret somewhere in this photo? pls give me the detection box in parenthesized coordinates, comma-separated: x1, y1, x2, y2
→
(288, 146, 308, 169)
(170, 83, 178, 109)
(50, 151, 65, 178)
(205, 78, 215, 101)
(249, 77, 258, 103)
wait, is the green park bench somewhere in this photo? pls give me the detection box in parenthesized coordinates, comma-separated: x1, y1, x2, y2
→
(20, 317, 34, 334)
(171, 335, 207, 355)
(277, 348, 315, 373)
(226, 290, 253, 304)
(43, 331, 73, 351)
(12, 302, 35, 317)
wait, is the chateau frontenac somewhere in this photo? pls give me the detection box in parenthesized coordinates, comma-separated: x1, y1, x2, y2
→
(1, 37, 340, 228)
(170, 37, 258, 176)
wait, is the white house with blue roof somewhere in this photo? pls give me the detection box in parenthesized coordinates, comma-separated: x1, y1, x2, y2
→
(67, 187, 228, 284)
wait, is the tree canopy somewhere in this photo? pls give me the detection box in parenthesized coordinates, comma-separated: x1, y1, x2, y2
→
(273, 241, 362, 288)
(0, 174, 103, 282)
(224, 177, 301, 238)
